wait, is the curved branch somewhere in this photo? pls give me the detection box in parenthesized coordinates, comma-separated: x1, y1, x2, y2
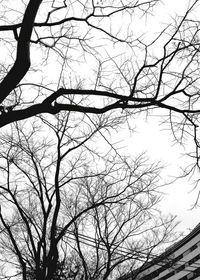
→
(0, 100, 154, 128)
(0, 0, 43, 104)
(0, 86, 199, 128)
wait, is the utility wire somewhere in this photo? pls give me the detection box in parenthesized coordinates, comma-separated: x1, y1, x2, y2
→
(62, 229, 200, 272)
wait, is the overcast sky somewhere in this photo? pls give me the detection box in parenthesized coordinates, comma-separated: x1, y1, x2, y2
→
(43, 0, 200, 234)
(124, 0, 200, 234)
(125, 116, 200, 234)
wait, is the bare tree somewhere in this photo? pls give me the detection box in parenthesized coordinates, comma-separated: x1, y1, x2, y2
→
(0, 113, 176, 280)
(0, 1, 199, 279)
(0, 0, 199, 178)
(0, 0, 199, 139)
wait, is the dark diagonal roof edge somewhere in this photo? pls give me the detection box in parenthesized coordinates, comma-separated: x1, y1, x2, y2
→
(118, 222, 200, 280)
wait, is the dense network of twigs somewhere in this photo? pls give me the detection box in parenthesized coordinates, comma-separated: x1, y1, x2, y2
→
(0, 0, 199, 279)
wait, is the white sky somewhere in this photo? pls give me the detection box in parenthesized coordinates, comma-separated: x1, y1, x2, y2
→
(81, 0, 200, 234)
(124, 116, 200, 234)
(33, 0, 200, 234)
(122, 0, 200, 234)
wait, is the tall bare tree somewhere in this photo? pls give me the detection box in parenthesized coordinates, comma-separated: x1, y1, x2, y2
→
(0, 1, 199, 279)
(0, 114, 176, 280)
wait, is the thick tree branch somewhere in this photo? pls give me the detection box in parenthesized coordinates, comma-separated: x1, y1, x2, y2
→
(0, 0, 43, 104)
(0, 86, 199, 128)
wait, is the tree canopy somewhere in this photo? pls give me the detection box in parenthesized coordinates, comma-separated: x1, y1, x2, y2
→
(0, 1, 198, 125)
(0, 0, 199, 279)
(0, 115, 176, 279)
(0, 0, 200, 168)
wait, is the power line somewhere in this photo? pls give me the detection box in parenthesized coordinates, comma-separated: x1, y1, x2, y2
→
(62, 229, 200, 272)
